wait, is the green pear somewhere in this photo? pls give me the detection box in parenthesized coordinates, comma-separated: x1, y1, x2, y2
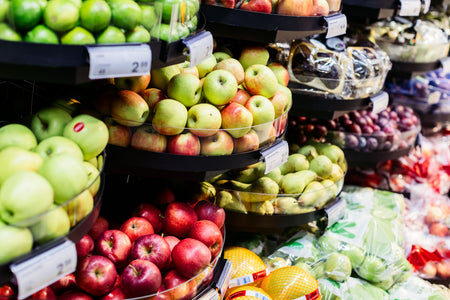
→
(245, 200, 274, 215)
(0, 146, 43, 185)
(309, 155, 333, 178)
(317, 179, 338, 207)
(339, 244, 365, 268)
(314, 142, 347, 172)
(279, 170, 316, 194)
(29, 205, 70, 244)
(240, 177, 279, 202)
(215, 179, 250, 191)
(289, 143, 300, 154)
(324, 252, 352, 282)
(216, 190, 247, 214)
(279, 153, 309, 175)
(327, 164, 344, 182)
(274, 197, 305, 214)
(298, 181, 326, 207)
(0, 223, 33, 264)
(150, 64, 181, 90)
(266, 167, 282, 184)
(233, 162, 266, 183)
(297, 144, 318, 161)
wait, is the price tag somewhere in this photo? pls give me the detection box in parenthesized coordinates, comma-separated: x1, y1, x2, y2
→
(10, 240, 77, 299)
(325, 197, 346, 228)
(261, 140, 289, 174)
(398, 0, 421, 16)
(423, 0, 431, 13)
(215, 259, 232, 299)
(87, 44, 151, 79)
(325, 14, 347, 39)
(197, 288, 220, 300)
(440, 57, 450, 74)
(183, 31, 214, 67)
(428, 91, 441, 104)
(370, 91, 389, 114)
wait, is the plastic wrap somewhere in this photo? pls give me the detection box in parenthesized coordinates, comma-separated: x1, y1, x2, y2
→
(319, 276, 389, 300)
(388, 274, 448, 300)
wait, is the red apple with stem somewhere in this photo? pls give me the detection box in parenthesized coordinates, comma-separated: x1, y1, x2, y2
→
(188, 220, 223, 259)
(163, 269, 198, 300)
(130, 234, 171, 270)
(163, 202, 198, 238)
(121, 259, 162, 298)
(172, 238, 212, 278)
(194, 200, 226, 229)
(133, 203, 164, 233)
(76, 255, 118, 296)
(76, 234, 94, 261)
(94, 229, 132, 268)
(119, 216, 155, 243)
(88, 216, 109, 240)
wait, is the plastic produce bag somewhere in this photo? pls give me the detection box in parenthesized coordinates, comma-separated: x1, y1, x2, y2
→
(319, 276, 389, 300)
(388, 274, 448, 300)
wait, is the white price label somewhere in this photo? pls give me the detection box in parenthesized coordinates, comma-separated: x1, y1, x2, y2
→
(370, 91, 389, 114)
(261, 140, 289, 174)
(440, 57, 450, 74)
(216, 259, 232, 299)
(183, 31, 214, 67)
(428, 91, 441, 104)
(423, 0, 431, 13)
(87, 44, 151, 79)
(325, 197, 346, 228)
(398, 0, 421, 16)
(10, 240, 77, 299)
(325, 14, 347, 39)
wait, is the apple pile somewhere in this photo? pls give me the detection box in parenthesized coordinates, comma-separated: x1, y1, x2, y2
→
(0, 103, 108, 265)
(202, 0, 338, 17)
(93, 45, 291, 156)
(0, 0, 199, 44)
(31, 199, 226, 299)
(211, 140, 346, 215)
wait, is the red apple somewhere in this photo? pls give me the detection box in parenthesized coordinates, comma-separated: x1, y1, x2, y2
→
(0, 284, 14, 299)
(239, 0, 272, 13)
(130, 234, 171, 270)
(278, 0, 314, 16)
(88, 216, 109, 240)
(121, 259, 162, 298)
(120, 217, 155, 243)
(200, 131, 234, 156)
(203, 0, 235, 8)
(99, 287, 126, 300)
(171, 238, 212, 278)
(230, 89, 251, 106)
(95, 229, 132, 268)
(50, 273, 77, 295)
(163, 269, 197, 300)
(27, 287, 56, 299)
(131, 125, 167, 153)
(194, 200, 226, 229)
(167, 132, 201, 156)
(268, 62, 289, 87)
(106, 120, 132, 148)
(114, 75, 151, 93)
(270, 89, 289, 118)
(221, 102, 253, 138)
(58, 290, 94, 300)
(188, 220, 223, 259)
(76, 234, 94, 261)
(213, 58, 245, 85)
(163, 202, 198, 238)
(163, 235, 180, 269)
(110, 90, 150, 127)
(153, 186, 177, 205)
(429, 222, 448, 237)
(76, 255, 118, 296)
(133, 203, 164, 233)
(140, 88, 166, 122)
(233, 129, 260, 153)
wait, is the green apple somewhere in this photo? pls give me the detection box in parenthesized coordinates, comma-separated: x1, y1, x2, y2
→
(39, 153, 88, 204)
(84, 161, 100, 196)
(34, 136, 83, 161)
(187, 103, 221, 137)
(324, 252, 352, 282)
(154, 0, 182, 24)
(0, 222, 33, 264)
(167, 73, 202, 107)
(63, 189, 93, 226)
(270, 89, 289, 118)
(80, 0, 111, 32)
(126, 25, 150, 42)
(239, 46, 270, 70)
(29, 205, 70, 244)
(0, 123, 37, 151)
(233, 129, 260, 153)
(31, 107, 72, 142)
(107, 0, 141, 31)
(8, 0, 43, 31)
(61, 26, 96, 44)
(244, 95, 275, 126)
(110, 90, 150, 127)
(140, 4, 156, 31)
(203, 70, 238, 106)
(0, 171, 53, 225)
(213, 51, 232, 63)
(63, 114, 109, 160)
(0, 23, 22, 41)
(43, 0, 79, 32)
(0, 0, 10, 22)
(24, 24, 59, 43)
(150, 22, 179, 42)
(152, 99, 188, 135)
(277, 84, 292, 111)
(220, 102, 253, 138)
(213, 58, 245, 85)
(96, 25, 126, 43)
(196, 54, 217, 78)
(177, 60, 199, 77)
(114, 73, 151, 93)
(0, 146, 43, 185)
(131, 125, 167, 152)
(150, 64, 181, 90)
(268, 62, 289, 87)
(244, 64, 279, 98)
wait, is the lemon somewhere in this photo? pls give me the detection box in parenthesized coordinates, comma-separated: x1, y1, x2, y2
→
(260, 266, 321, 300)
(226, 285, 273, 300)
(224, 246, 267, 281)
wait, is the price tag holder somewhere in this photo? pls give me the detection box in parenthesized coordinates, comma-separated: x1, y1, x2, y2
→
(261, 140, 289, 174)
(325, 14, 347, 39)
(398, 0, 421, 16)
(197, 288, 220, 300)
(428, 91, 441, 105)
(423, 0, 431, 13)
(370, 91, 389, 114)
(183, 31, 214, 67)
(325, 198, 346, 228)
(440, 57, 450, 74)
(215, 259, 232, 299)
(10, 239, 77, 299)
(87, 44, 151, 80)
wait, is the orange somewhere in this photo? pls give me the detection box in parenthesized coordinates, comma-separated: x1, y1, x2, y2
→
(225, 285, 273, 300)
(259, 266, 321, 300)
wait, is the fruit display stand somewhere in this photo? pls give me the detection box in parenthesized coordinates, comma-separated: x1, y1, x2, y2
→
(342, 0, 397, 21)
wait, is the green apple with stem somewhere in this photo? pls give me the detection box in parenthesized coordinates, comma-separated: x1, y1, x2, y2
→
(203, 70, 238, 106)
(0, 123, 37, 151)
(220, 102, 253, 138)
(63, 114, 109, 160)
(152, 99, 188, 135)
(187, 103, 222, 137)
(63, 189, 94, 226)
(244, 95, 275, 126)
(167, 73, 202, 107)
(244, 64, 279, 98)
(34, 136, 83, 161)
(0, 171, 53, 225)
(29, 205, 71, 244)
(239, 46, 270, 70)
(30, 107, 72, 142)
(0, 220, 33, 264)
(196, 54, 217, 78)
(131, 125, 167, 152)
(200, 130, 234, 155)
(0, 146, 43, 185)
(84, 161, 101, 196)
(213, 58, 245, 85)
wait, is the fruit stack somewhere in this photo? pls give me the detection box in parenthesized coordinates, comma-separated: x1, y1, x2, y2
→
(0, 0, 199, 44)
(0, 104, 108, 265)
(211, 141, 346, 215)
(94, 46, 291, 156)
